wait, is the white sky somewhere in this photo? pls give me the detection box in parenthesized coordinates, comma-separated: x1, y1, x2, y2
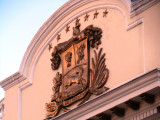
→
(0, 0, 68, 100)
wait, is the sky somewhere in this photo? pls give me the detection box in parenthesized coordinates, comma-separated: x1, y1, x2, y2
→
(0, 0, 68, 100)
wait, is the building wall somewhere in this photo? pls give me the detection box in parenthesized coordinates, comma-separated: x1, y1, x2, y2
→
(2, 0, 160, 120)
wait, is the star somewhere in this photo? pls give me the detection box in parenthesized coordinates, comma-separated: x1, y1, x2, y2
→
(75, 18, 80, 23)
(84, 13, 90, 22)
(93, 11, 99, 19)
(65, 24, 70, 33)
(103, 9, 108, 17)
(57, 34, 61, 42)
(75, 18, 80, 26)
(48, 43, 52, 51)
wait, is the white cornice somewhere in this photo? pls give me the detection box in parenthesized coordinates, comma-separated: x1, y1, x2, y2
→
(50, 68, 160, 120)
(0, 72, 26, 91)
(131, 0, 160, 18)
(120, 100, 160, 120)
(0, 98, 4, 119)
(121, 0, 131, 12)
(0, 98, 4, 108)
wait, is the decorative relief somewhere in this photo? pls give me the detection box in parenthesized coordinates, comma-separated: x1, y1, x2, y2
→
(73, 18, 81, 37)
(65, 66, 85, 89)
(46, 22, 109, 118)
(79, 48, 109, 105)
(57, 34, 61, 42)
(89, 48, 109, 94)
(65, 24, 70, 33)
(93, 11, 99, 19)
(50, 48, 61, 70)
(84, 25, 102, 49)
(65, 52, 72, 67)
(76, 43, 85, 64)
(52, 9, 109, 46)
(48, 43, 52, 51)
(84, 13, 89, 22)
(52, 72, 62, 94)
(103, 9, 108, 17)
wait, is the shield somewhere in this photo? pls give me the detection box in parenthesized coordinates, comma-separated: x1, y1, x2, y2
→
(59, 38, 89, 106)
(46, 25, 109, 118)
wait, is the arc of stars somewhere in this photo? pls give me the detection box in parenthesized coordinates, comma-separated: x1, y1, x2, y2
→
(84, 13, 89, 22)
(103, 9, 108, 17)
(93, 11, 99, 19)
(54, 9, 109, 45)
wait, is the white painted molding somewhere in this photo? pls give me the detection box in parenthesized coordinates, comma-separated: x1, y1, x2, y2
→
(131, 0, 160, 18)
(125, 102, 159, 120)
(0, 98, 4, 120)
(121, 0, 131, 12)
(50, 68, 160, 120)
(0, 72, 26, 91)
(126, 18, 143, 31)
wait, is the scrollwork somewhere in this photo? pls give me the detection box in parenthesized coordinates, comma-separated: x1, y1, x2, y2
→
(65, 52, 72, 67)
(46, 72, 62, 118)
(77, 43, 85, 64)
(45, 101, 60, 118)
(52, 72, 62, 94)
(50, 48, 61, 70)
(84, 25, 102, 49)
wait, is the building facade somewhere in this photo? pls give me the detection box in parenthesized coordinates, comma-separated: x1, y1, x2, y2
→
(0, 0, 160, 120)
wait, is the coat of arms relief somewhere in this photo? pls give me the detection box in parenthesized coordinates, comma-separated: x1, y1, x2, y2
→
(46, 18, 109, 118)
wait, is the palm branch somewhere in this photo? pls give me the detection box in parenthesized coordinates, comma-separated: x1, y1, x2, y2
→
(78, 48, 109, 105)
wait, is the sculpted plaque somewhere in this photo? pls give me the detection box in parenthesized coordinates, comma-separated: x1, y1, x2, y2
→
(46, 24, 109, 118)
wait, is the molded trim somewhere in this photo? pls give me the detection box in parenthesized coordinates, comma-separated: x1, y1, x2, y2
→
(0, 98, 4, 119)
(51, 68, 160, 120)
(0, 72, 26, 91)
(131, 0, 160, 18)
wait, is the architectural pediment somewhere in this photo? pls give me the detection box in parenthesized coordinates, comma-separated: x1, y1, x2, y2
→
(0, 0, 160, 120)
